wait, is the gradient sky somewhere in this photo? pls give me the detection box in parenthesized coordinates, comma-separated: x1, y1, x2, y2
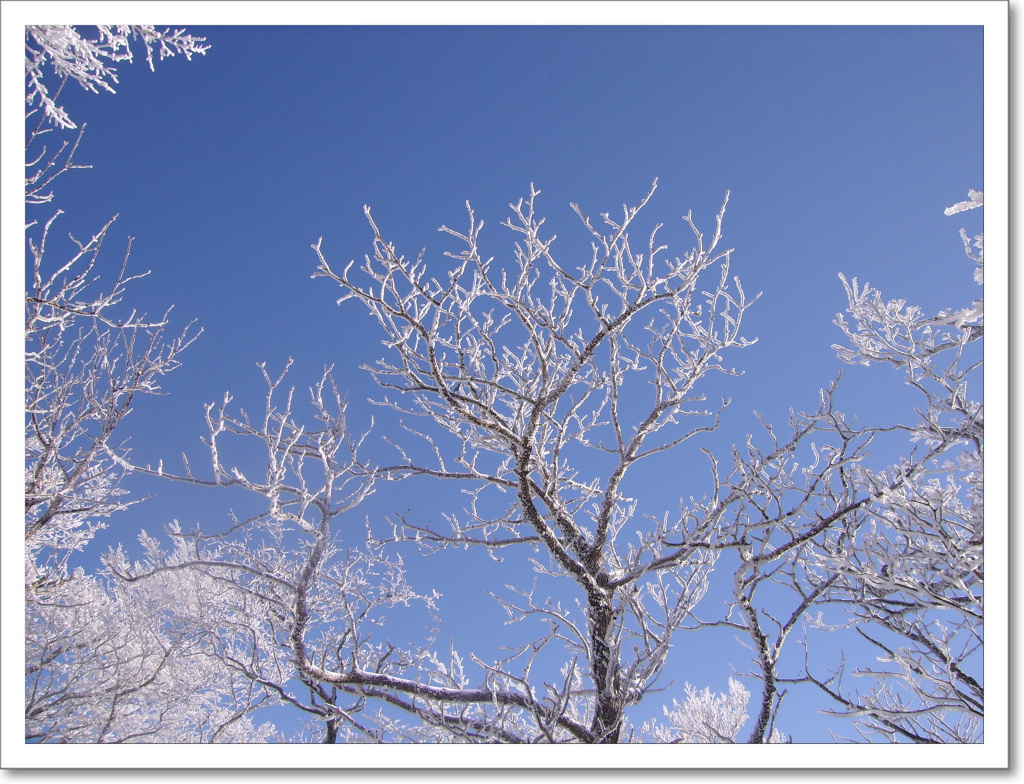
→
(16, 19, 987, 745)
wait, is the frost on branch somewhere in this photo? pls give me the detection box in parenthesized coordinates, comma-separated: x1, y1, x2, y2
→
(25, 25, 208, 203)
(945, 190, 984, 289)
(313, 181, 759, 742)
(943, 189, 983, 216)
(25, 211, 199, 595)
(26, 566, 279, 743)
(833, 191, 982, 448)
(25, 25, 209, 129)
(641, 678, 786, 743)
(800, 191, 985, 742)
(116, 363, 461, 742)
(24, 211, 205, 741)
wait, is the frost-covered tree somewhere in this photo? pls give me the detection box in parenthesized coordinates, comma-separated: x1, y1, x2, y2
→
(24, 212, 199, 594)
(307, 182, 760, 742)
(28, 126, 982, 740)
(307, 183, 982, 743)
(129, 181, 983, 744)
(24, 24, 222, 743)
(794, 190, 984, 743)
(24, 24, 207, 577)
(676, 191, 984, 745)
(126, 183, 757, 743)
(26, 565, 278, 743)
(112, 363, 445, 743)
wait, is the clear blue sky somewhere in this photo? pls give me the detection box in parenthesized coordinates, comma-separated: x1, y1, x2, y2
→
(44, 23, 983, 449)
(20, 21, 986, 744)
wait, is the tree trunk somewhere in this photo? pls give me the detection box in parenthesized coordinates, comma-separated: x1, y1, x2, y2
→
(587, 591, 621, 743)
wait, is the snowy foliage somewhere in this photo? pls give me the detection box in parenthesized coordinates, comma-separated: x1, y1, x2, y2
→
(642, 678, 785, 743)
(26, 568, 278, 743)
(23, 213, 204, 740)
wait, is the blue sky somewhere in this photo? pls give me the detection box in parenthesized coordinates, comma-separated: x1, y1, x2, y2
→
(41, 22, 983, 476)
(11, 11, 999, 752)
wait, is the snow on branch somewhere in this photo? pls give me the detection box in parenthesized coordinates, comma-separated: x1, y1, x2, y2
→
(25, 25, 209, 129)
